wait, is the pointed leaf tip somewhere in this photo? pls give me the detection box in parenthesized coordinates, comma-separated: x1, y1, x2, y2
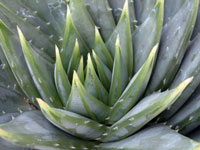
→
(177, 77, 193, 91)
(116, 35, 120, 47)
(36, 98, 47, 108)
(55, 45, 59, 56)
(73, 70, 79, 81)
(123, 0, 129, 12)
(150, 43, 159, 57)
(17, 27, 25, 43)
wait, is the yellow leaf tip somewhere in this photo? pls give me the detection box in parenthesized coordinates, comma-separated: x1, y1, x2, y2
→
(123, 0, 129, 12)
(177, 77, 193, 92)
(150, 43, 159, 56)
(116, 35, 120, 47)
(36, 98, 47, 108)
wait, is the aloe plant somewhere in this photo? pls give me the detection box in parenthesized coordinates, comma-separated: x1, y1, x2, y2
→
(0, 0, 200, 149)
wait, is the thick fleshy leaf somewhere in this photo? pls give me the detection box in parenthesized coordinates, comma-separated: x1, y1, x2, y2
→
(69, 0, 95, 49)
(0, 1, 56, 58)
(67, 40, 81, 81)
(0, 87, 31, 116)
(108, 38, 128, 106)
(92, 51, 112, 91)
(101, 78, 193, 142)
(0, 111, 96, 150)
(99, 125, 200, 150)
(66, 72, 110, 123)
(37, 99, 108, 141)
(0, 21, 40, 104)
(77, 56, 85, 83)
(60, 6, 89, 70)
(0, 47, 22, 94)
(108, 45, 158, 124)
(20, 0, 67, 38)
(18, 27, 63, 108)
(167, 85, 200, 134)
(106, 0, 133, 77)
(0, 0, 58, 41)
(164, 0, 186, 24)
(84, 54, 108, 104)
(83, 0, 115, 41)
(134, 0, 158, 25)
(0, 60, 22, 95)
(146, 0, 199, 94)
(94, 27, 113, 70)
(0, 113, 30, 150)
(54, 46, 71, 105)
(132, 0, 164, 73)
(108, 0, 136, 32)
(160, 34, 200, 120)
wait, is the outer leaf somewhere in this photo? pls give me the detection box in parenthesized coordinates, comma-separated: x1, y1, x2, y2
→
(108, 38, 128, 106)
(134, 0, 158, 24)
(108, 44, 158, 124)
(0, 47, 22, 94)
(106, 0, 133, 77)
(108, 0, 136, 32)
(0, 1, 56, 58)
(0, 21, 40, 104)
(66, 72, 110, 123)
(0, 87, 31, 116)
(54, 46, 71, 105)
(0, 59, 22, 95)
(101, 78, 193, 142)
(69, 0, 95, 49)
(0, 113, 30, 150)
(83, 0, 115, 41)
(160, 34, 200, 120)
(132, 0, 164, 73)
(167, 85, 200, 134)
(18, 27, 63, 108)
(20, 0, 67, 38)
(94, 27, 113, 70)
(84, 54, 109, 104)
(0, 0, 58, 41)
(0, 111, 96, 150)
(99, 125, 200, 150)
(146, 0, 200, 94)
(164, 0, 186, 24)
(92, 51, 112, 91)
(37, 99, 108, 141)
(60, 6, 89, 70)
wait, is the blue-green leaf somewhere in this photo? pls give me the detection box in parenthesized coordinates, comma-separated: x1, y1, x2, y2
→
(60, 6, 89, 70)
(66, 72, 110, 123)
(18, 27, 63, 108)
(84, 54, 108, 104)
(37, 99, 108, 141)
(0, 111, 96, 150)
(108, 37, 128, 106)
(83, 0, 115, 41)
(0, 21, 40, 104)
(106, 0, 133, 77)
(108, 44, 158, 124)
(99, 125, 200, 150)
(102, 78, 193, 142)
(132, 0, 164, 73)
(146, 0, 199, 94)
(54, 46, 71, 106)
